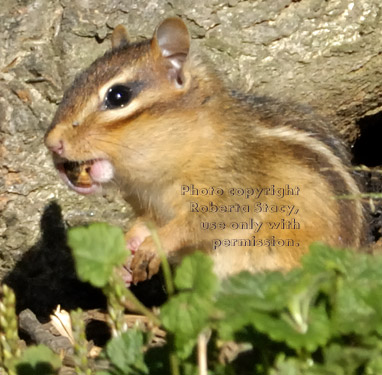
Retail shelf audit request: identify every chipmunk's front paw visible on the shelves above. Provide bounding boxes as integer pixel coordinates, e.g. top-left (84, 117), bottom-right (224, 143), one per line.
top-left (130, 239), bottom-right (161, 284)
top-left (125, 224), bottom-right (150, 253)
top-left (117, 264), bottom-right (133, 287)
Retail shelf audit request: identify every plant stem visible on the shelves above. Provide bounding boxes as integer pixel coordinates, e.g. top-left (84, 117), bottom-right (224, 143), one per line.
top-left (123, 287), bottom-right (161, 326)
top-left (147, 222), bottom-right (175, 296)
top-left (146, 224), bottom-right (180, 375)
top-left (169, 335), bottom-right (180, 375)
top-left (198, 331), bottom-right (209, 375)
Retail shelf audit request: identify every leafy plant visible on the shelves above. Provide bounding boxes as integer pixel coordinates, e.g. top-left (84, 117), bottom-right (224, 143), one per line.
top-left (14, 346), bottom-right (61, 375)
top-left (3, 223), bottom-right (382, 375)
top-left (68, 223), bottom-right (127, 289)
top-left (0, 285), bottom-right (61, 375)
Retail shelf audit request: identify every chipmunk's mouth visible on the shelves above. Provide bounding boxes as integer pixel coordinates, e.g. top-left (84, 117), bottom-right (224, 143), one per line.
top-left (55, 159), bottom-right (114, 195)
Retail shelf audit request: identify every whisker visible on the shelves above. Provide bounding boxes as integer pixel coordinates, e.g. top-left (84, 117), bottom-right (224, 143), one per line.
top-left (91, 137), bottom-right (145, 156)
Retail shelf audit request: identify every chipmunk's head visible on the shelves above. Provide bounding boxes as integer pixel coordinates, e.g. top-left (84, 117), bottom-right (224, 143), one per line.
top-left (45, 17), bottom-right (205, 194)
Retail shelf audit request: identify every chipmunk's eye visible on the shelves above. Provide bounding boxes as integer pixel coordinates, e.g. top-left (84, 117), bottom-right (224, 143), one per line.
top-left (105, 85), bottom-right (133, 109)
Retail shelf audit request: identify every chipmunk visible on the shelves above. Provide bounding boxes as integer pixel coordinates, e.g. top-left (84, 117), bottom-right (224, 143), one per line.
top-left (45, 17), bottom-right (366, 284)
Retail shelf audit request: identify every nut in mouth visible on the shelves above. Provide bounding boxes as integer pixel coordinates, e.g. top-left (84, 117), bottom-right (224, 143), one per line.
top-left (63, 160), bottom-right (94, 188)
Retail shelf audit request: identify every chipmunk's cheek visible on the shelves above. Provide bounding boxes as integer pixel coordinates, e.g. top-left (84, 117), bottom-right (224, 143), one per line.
top-left (89, 159), bottom-right (114, 183)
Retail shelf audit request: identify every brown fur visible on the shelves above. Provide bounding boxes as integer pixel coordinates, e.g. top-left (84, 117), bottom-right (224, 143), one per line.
top-left (45, 18), bottom-right (366, 282)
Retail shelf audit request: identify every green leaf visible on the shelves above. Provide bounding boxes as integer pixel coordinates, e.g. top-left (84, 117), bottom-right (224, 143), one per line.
top-left (366, 353), bottom-right (382, 374)
top-left (256, 304), bottom-right (331, 352)
top-left (217, 271), bottom-right (292, 313)
top-left (14, 345), bottom-right (61, 375)
top-left (216, 270), bottom-right (291, 340)
top-left (160, 252), bottom-right (219, 358)
top-left (302, 244), bottom-right (382, 336)
top-left (319, 343), bottom-right (373, 375)
top-left (105, 330), bottom-right (148, 375)
top-left (216, 269), bottom-right (332, 351)
top-left (161, 292), bottom-right (212, 359)
top-left (302, 242), bottom-right (354, 275)
top-left (173, 251), bottom-right (218, 296)
top-left (331, 285), bottom-right (379, 335)
top-left (270, 356), bottom-right (307, 375)
top-left (68, 223), bottom-right (129, 288)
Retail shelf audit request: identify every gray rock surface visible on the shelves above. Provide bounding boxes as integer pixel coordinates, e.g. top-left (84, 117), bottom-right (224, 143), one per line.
top-left (1, 0), bottom-right (382, 280)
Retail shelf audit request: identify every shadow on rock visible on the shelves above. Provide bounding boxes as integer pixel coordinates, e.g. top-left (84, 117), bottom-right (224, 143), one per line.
top-left (3, 201), bottom-right (167, 321)
top-left (3, 201), bottom-right (106, 321)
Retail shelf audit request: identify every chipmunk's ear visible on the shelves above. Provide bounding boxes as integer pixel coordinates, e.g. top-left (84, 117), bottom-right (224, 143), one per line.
top-left (111, 25), bottom-right (130, 49)
top-left (152, 17), bottom-right (191, 89)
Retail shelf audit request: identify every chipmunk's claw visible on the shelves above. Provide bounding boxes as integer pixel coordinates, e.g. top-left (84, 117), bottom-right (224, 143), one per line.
top-left (130, 243), bottom-right (161, 284)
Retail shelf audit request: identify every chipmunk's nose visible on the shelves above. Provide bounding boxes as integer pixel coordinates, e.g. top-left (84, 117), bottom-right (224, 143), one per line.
top-left (45, 132), bottom-right (65, 155)
top-left (48, 139), bottom-right (64, 155)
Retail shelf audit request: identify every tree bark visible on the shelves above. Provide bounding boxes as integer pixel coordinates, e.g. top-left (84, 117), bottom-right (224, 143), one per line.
top-left (1, 0), bottom-right (381, 278)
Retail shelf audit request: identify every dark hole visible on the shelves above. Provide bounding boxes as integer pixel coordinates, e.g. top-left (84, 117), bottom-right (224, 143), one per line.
top-left (352, 111), bottom-right (382, 243)
top-left (86, 319), bottom-right (111, 347)
top-left (352, 111), bottom-right (382, 167)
